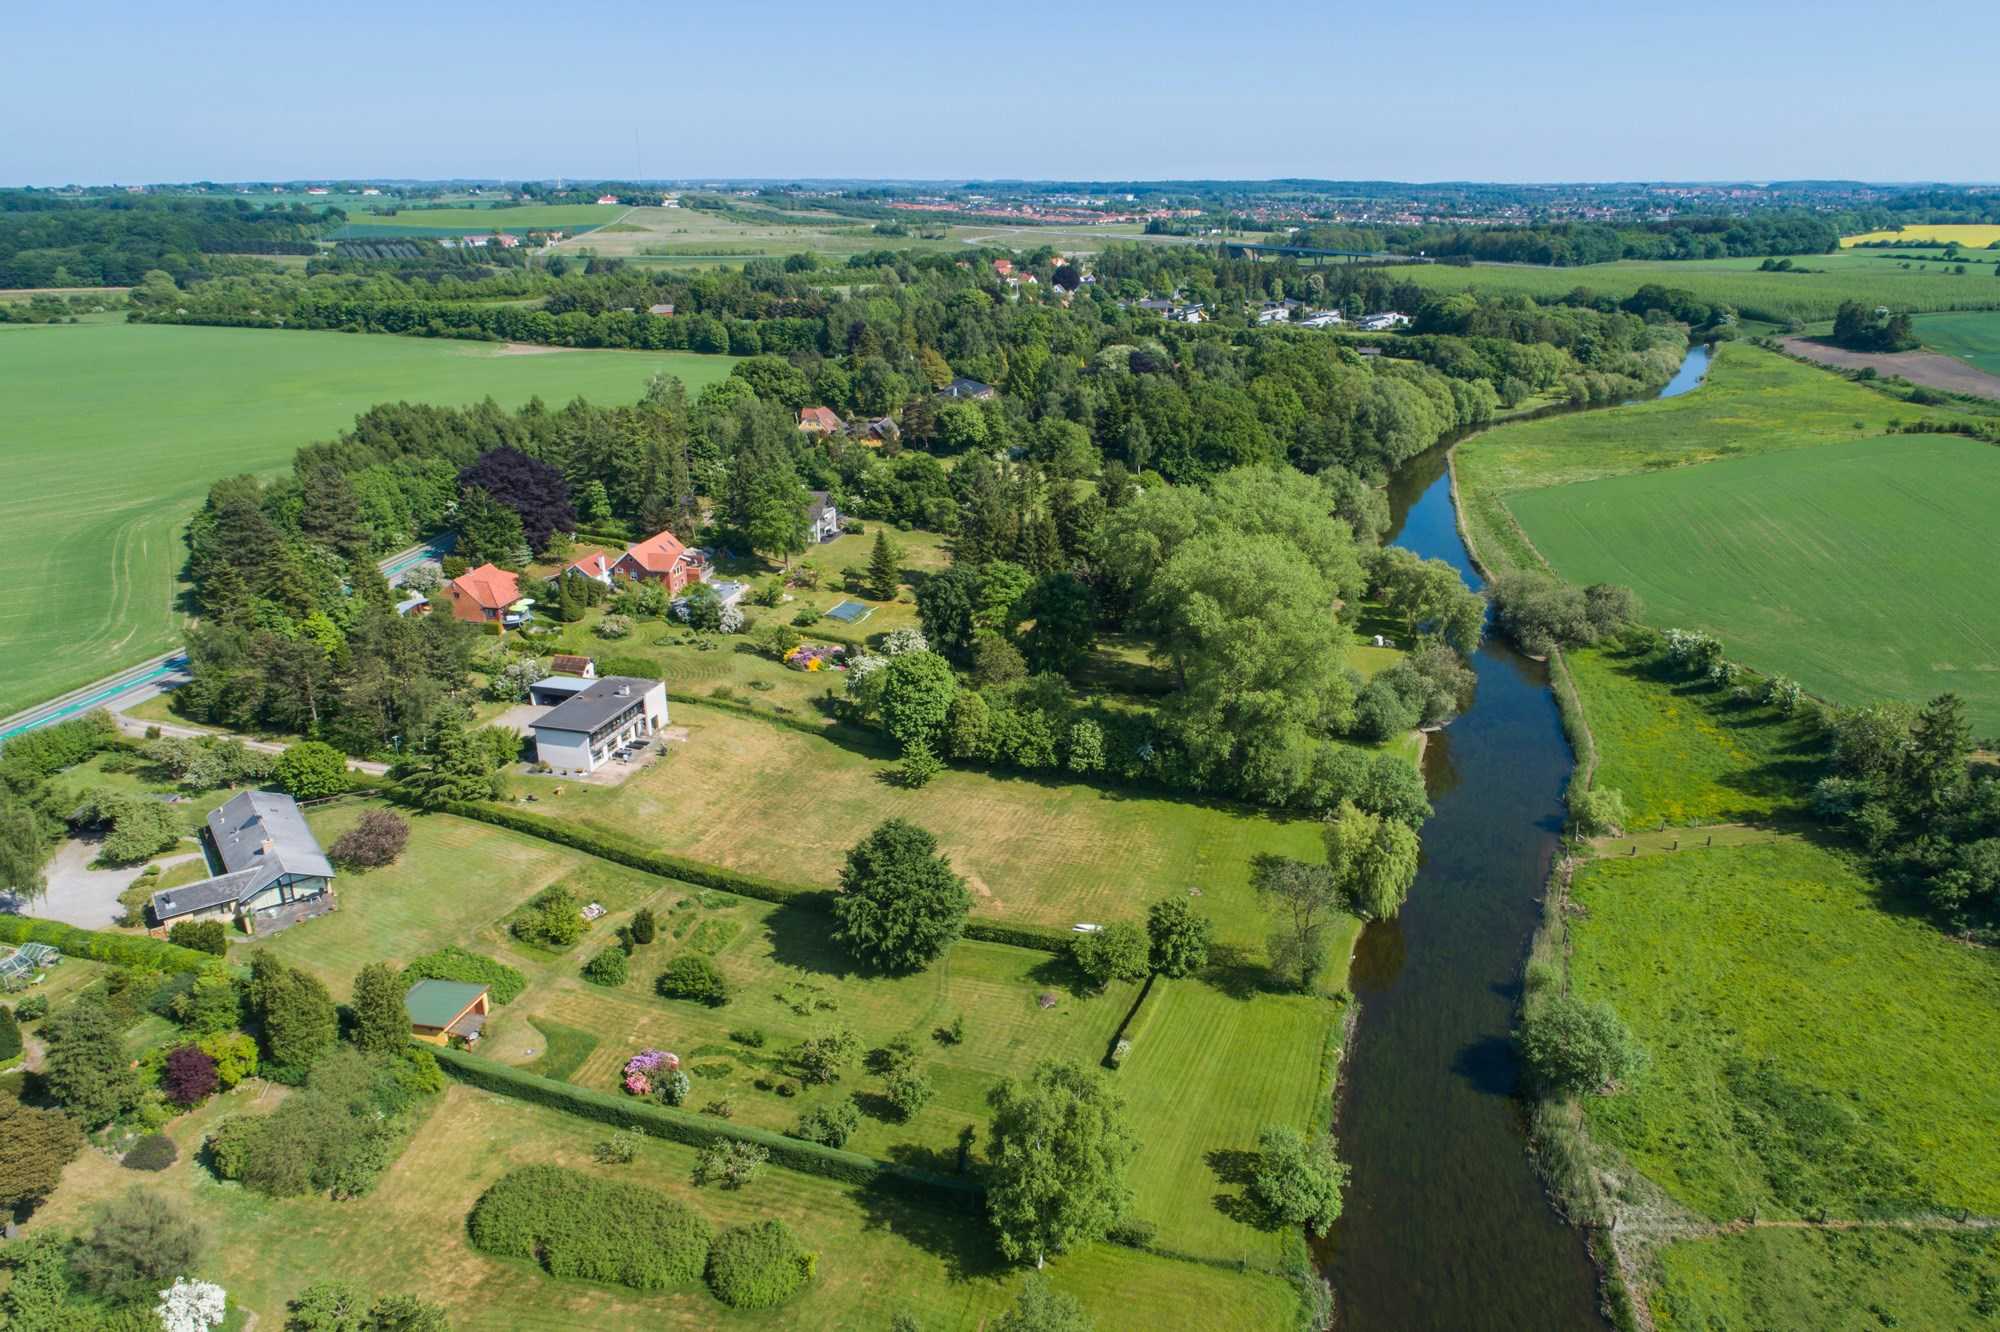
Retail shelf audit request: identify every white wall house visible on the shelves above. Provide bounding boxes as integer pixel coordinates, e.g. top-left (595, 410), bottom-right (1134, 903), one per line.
top-left (528, 676), bottom-right (669, 776)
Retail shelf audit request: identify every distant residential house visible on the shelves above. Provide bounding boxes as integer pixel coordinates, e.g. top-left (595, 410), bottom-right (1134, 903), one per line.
top-left (647, 303), bottom-right (676, 317)
top-left (808, 490), bottom-right (841, 543)
top-left (405, 980), bottom-right (489, 1046)
top-left (394, 593), bottom-right (431, 617)
top-left (360, 187), bottom-right (382, 196)
top-left (992, 258), bottom-right (1014, 276)
top-left (148, 791), bottom-right (335, 938)
top-left (462, 234), bottom-right (489, 248)
top-left (445, 563), bottom-right (526, 625)
top-left (564, 550), bottom-right (616, 586)
top-left (595, 194), bottom-right (619, 205)
top-left (1168, 306), bottom-right (1206, 324)
top-left (1358, 312), bottom-right (1410, 331)
top-left (1301, 311), bottom-right (1344, 328)
top-left (305, 187), bottom-right (329, 196)
top-left (494, 233), bottom-right (521, 248)
top-left (1256, 304), bottom-right (1291, 325)
top-left (1134, 298), bottom-right (1174, 313)
top-left (528, 675), bottom-right (670, 776)
top-left (854, 416), bottom-right (900, 445)
top-left (612, 528), bottom-right (707, 594)
top-left (940, 376), bottom-right (996, 400)
top-left (798, 406), bottom-right (845, 434)
top-left (549, 654), bottom-right (597, 678)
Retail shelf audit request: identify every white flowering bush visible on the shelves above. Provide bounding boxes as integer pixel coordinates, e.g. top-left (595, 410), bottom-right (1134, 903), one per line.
top-left (157, 1278), bottom-right (227, 1332)
top-left (881, 627), bottom-right (928, 657)
top-left (720, 604), bottom-right (744, 634)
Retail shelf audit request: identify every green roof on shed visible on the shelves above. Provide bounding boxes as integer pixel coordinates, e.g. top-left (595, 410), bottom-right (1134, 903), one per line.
top-left (404, 979), bottom-right (487, 1027)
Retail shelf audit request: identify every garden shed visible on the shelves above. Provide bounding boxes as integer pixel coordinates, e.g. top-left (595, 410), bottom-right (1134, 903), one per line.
top-left (404, 979), bottom-right (490, 1045)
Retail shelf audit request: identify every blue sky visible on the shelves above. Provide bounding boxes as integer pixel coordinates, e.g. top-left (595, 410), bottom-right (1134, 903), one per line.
top-left (2, 0), bottom-right (1991, 185)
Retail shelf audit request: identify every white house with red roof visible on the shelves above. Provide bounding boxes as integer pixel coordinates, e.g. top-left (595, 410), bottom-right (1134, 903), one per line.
top-left (563, 549), bottom-right (616, 586)
top-left (612, 529), bottom-right (708, 594)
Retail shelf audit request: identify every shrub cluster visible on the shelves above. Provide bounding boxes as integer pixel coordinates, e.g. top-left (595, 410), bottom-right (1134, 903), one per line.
top-left (468, 1165), bottom-right (711, 1291)
top-left (401, 946), bottom-right (526, 1004)
top-left (583, 948), bottom-right (629, 987)
top-left (122, 1133), bottom-right (179, 1171)
top-left (428, 1046), bottom-right (980, 1207)
top-left (656, 954), bottom-right (729, 1005)
top-left (167, 920), bottom-right (229, 956)
top-left (207, 1047), bottom-right (443, 1199)
top-left (328, 809), bottom-right (410, 868)
top-left (705, 1220), bottom-right (817, 1309)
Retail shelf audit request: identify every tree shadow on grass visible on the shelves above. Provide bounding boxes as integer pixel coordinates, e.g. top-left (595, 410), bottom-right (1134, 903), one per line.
top-left (1205, 1147), bottom-right (1281, 1231)
top-left (760, 897), bottom-right (862, 979)
top-left (848, 1178), bottom-right (1000, 1284)
top-left (1198, 943), bottom-right (1281, 1002)
top-left (1027, 952), bottom-right (1094, 1000)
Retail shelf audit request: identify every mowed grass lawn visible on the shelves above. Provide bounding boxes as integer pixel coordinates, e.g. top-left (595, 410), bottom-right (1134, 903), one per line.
top-left (1917, 309), bottom-right (2000, 376)
top-left (244, 803), bottom-right (667, 987)
top-left (1570, 840), bottom-right (2000, 1221)
top-left (1650, 1227), bottom-right (2000, 1332)
top-left (28, 1083), bottom-right (1293, 1331)
top-left (1511, 434), bottom-right (2000, 733)
top-left (0, 321), bottom-right (737, 720)
top-left (519, 702), bottom-right (1326, 946)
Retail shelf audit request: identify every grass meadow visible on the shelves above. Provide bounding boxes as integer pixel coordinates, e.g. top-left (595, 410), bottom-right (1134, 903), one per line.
top-left (1649, 1227), bottom-right (2000, 1332)
top-left (28, 1083), bottom-right (1293, 1330)
top-left (0, 321), bottom-right (737, 720)
top-left (1401, 255), bottom-right (2000, 324)
top-left (1564, 643), bottom-right (1824, 828)
top-left (1510, 434), bottom-right (2000, 733)
top-left (1570, 838), bottom-right (2000, 1222)
top-left (330, 203), bottom-right (625, 237)
top-left (516, 701), bottom-right (1328, 945)
top-left (1917, 309), bottom-right (2000, 376)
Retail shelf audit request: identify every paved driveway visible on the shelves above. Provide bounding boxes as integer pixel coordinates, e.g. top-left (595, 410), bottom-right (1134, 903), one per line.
top-left (3, 838), bottom-right (202, 929)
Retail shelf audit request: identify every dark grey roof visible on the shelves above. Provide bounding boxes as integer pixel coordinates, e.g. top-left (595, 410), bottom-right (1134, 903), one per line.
top-left (808, 489), bottom-right (834, 522)
top-left (150, 866), bottom-right (267, 920)
top-left (207, 790), bottom-right (334, 882)
top-left (531, 676), bottom-right (661, 736)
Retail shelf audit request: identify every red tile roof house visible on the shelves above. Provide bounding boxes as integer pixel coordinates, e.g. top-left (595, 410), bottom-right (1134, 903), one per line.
top-left (445, 563), bottom-right (524, 624)
top-left (798, 406), bottom-right (844, 435)
top-left (564, 549), bottom-right (615, 586)
top-left (612, 529), bottom-right (709, 594)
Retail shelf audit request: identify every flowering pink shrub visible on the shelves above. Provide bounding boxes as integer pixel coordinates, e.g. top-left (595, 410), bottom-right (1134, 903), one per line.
top-left (623, 1049), bottom-right (680, 1095)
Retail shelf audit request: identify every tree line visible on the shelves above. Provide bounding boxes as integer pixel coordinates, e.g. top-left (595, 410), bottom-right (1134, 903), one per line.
top-left (0, 193), bottom-right (326, 287)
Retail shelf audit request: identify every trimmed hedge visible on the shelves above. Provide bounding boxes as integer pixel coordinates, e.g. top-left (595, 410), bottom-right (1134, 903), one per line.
top-left (401, 947), bottom-right (526, 1004)
top-left (706, 1220), bottom-right (816, 1309)
top-left (0, 916), bottom-right (211, 974)
top-left (385, 790), bottom-right (1070, 957)
top-left (430, 1046), bottom-right (982, 1210)
top-left (469, 1165), bottom-right (710, 1291)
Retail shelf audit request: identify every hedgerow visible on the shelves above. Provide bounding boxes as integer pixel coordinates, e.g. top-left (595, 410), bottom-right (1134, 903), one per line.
top-left (429, 1046), bottom-right (981, 1209)
top-left (468, 1165), bottom-right (710, 1291)
top-left (400, 946), bottom-right (526, 1004)
top-left (0, 916), bottom-right (210, 974)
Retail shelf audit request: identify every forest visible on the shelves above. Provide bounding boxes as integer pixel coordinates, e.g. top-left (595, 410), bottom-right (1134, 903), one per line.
top-left (0, 193), bottom-right (326, 287)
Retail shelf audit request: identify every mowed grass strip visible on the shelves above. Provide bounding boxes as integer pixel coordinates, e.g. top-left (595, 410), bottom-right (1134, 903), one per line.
top-left (0, 322), bottom-right (737, 719)
top-left (29, 1082), bottom-right (1295, 1330)
top-left (1509, 434), bottom-right (2000, 733)
top-left (1649, 1226), bottom-right (2000, 1332)
top-left (1570, 840), bottom-right (2000, 1221)
top-left (523, 702), bottom-right (1327, 947)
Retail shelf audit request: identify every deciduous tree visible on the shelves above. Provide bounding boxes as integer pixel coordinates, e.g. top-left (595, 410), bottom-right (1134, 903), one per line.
top-left (832, 820), bottom-right (971, 973)
top-left (985, 1061), bottom-right (1136, 1269)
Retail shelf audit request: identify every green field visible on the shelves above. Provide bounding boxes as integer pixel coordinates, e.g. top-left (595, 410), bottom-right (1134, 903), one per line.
top-left (331, 203), bottom-right (625, 237)
top-left (0, 322), bottom-right (736, 720)
top-left (1509, 434), bottom-right (2000, 733)
top-left (1917, 309), bottom-right (2000, 376)
top-left (1651, 1227), bottom-right (2000, 1332)
top-left (1572, 839), bottom-right (2000, 1222)
top-left (1402, 255), bottom-right (2000, 324)
top-left (1565, 643), bottom-right (1823, 828)
top-left (1452, 341), bottom-right (1926, 578)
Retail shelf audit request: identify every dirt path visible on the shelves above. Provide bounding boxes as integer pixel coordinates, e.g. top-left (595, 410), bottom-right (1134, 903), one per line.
top-left (1781, 335), bottom-right (2000, 400)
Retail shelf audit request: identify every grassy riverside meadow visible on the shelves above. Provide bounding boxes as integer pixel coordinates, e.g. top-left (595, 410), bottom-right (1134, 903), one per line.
top-left (1453, 341), bottom-right (2000, 728)
top-left (0, 320), bottom-right (736, 719)
top-left (1511, 435), bottom-right (2000, 733)
top-left (1649, 1227), bottom-right (2000, 1332)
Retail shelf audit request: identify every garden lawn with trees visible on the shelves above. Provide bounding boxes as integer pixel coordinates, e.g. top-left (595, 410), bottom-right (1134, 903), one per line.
top-left (0, 319), bottom-right (735, 720)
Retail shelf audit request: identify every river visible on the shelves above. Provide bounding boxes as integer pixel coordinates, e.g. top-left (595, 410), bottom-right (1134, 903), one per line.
top-left (1318, 344), bottom-right (1710, 1330)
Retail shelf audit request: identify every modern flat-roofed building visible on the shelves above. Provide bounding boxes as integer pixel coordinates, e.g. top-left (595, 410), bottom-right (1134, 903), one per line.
top-left (527, 675), bottom-right (669, 775)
